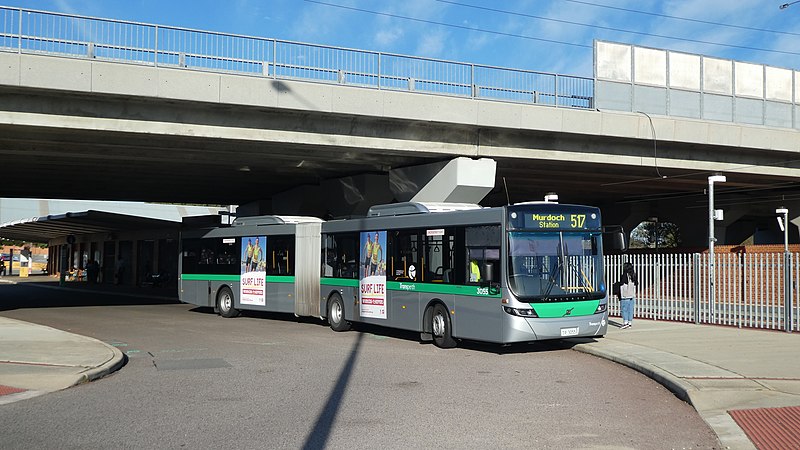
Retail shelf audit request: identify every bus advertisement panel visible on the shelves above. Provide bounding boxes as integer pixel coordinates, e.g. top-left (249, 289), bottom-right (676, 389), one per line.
top-left (241, 236), bottom-right (266, 306)
top-left (360, 230), bottom-right (387, 319)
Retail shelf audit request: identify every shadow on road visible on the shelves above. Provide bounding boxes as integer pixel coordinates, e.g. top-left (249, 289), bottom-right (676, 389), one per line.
top-left (302, 332), bottom-right (364, 450)
top-left (0, 277), bottom-right (180, 311)
top-left (188, 306), bottom-right (593, 355)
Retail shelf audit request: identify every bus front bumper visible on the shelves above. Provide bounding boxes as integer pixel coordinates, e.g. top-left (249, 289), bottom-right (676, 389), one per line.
top-left (504, 312), bottom-right (608, 343)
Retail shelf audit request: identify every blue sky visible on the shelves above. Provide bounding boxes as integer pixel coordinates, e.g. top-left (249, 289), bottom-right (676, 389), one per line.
top-left (3, 0), bottom-right (799, 77)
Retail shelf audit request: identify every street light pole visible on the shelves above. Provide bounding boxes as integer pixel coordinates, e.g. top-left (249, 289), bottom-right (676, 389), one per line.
top-left (777, 207), bottom-right (789, 253)
top-left (708, 175), bottom-right (726, 323)
top-left (777, 207), bottom-right (792, 332)
top-left (648, 216), bottom-right (661, 302)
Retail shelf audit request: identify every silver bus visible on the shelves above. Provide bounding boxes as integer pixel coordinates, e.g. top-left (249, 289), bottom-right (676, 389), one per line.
top-left (179, 201), bottom-right (619, 348)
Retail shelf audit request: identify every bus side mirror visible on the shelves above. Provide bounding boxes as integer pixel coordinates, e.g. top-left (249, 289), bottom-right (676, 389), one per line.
top-left (602, 226), bottom-right (628, 252)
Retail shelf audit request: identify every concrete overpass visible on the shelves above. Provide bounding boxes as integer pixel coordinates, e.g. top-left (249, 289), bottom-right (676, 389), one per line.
top-left (1, 7), bottom-right (800, 246)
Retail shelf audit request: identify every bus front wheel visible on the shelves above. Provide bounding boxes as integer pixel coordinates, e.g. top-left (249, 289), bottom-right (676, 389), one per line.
top-left (217, 287), bottom-right (239, 318)
top-left (431, 303), bottom-right (456, 348)
top-left (328, 293), bottom-right (351, 332)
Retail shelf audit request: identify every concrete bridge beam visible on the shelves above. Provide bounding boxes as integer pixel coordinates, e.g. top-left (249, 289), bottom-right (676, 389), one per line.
top-left (390, 157), bottom-right (496, 204)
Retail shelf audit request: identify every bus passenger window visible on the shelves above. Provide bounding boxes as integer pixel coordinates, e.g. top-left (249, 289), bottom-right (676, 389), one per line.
top-left (464, 225), bottom-right (501, 284)
top-left (467, 247), bottom-right (500, 284)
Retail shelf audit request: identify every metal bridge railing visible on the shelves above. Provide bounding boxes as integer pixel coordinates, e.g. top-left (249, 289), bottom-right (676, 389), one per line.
top-left (0, 6), bottom-right (593, 109)
top-left (606, 252), bottom-right (799, 333)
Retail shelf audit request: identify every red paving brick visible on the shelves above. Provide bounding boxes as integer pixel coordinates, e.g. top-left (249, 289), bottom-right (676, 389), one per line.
top-left (729, 406), bottom-right (800, 450)
top-left (0, 385), bottom-right (26, 396)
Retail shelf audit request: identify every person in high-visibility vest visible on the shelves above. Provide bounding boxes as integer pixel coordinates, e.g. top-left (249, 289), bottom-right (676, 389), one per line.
top-left (369, 233), bottom-right (382, 276)
top-left (244, 239), bottom-right (254, 273)
top-left (469, 259), bottom-right (481, 282)
top-left (251, 237), bottom-right (262, 272)
top-left (363, 234), bottom-right (372, 278)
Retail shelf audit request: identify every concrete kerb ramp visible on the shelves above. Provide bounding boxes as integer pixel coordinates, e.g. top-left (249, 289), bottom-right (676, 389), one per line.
top-left (0, 314), bottom-right (125, 403)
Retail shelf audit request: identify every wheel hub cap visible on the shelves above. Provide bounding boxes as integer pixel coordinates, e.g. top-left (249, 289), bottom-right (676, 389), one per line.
top-left (432, 314), bottom-right (445, 337)
top-left (332, 302), bottom-right (342, 323)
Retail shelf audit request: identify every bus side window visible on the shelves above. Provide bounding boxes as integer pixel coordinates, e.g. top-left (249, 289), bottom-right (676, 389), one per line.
top-left (424, 230), bottom-right (455, 284)
top-left (321, 234), bottom-right (334, 277)
top-left (267, 235), bottom-right (294, 275)
top-left (464, 225), bottom-right (501, 284)
top-left (336, 233), bottom-right (358, 279)
top-left (389, 229), bottom-right (421, 281)
top-left (181, 239), bottom-right (200, 274)
top-left (320, 233), bottom-right (358, 279)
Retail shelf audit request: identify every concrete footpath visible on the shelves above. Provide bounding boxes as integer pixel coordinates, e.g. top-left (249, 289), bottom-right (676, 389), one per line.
top-left (1, 276), bottom-right (799, 448)
top-left (569, 320), bottom-right (800, 450)
top-left (0, 315), bottom-right (124, 405)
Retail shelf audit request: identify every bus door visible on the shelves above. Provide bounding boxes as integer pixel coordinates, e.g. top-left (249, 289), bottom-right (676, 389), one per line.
top-left (385, 229), bottom-right (422, 330)
top-left (454, 226), bottom-right (502, 343)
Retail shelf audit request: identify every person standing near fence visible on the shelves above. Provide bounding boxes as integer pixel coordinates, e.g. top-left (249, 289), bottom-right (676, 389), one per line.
top-left (619, 262), bottom-right (638, 329)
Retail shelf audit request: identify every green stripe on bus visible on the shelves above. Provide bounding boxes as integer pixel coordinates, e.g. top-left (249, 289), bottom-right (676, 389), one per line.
top-left (386, 281), bottom-right (502, 298)
top-left (320, 278), bottom-right (501, 297)
top-left (531, 300), bottom-right (600, 318)
top-left (181, 274), bottom-right (239, 281)
top-left (321, 278), bottom-right (359, 287)
top-left (181, 274), bottom-right (295, 283)
top-left (267, 275), bottom-right (295, 283)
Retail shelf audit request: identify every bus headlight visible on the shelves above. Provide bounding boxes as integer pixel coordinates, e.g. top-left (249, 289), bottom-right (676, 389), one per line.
top-left (503, 306), bottom-right (539, 318)
top-left (594, 303), bottom-right (607, 314)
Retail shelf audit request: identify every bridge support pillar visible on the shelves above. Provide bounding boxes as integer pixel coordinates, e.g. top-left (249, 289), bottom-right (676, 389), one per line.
top-left (390, 157), bottom-right (496, 204)
top-left (240, 157), bottom-right (497, 219)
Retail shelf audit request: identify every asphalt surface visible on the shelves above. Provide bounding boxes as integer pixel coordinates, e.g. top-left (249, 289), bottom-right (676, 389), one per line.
top-left (0, 277), bottom-right (720, 449)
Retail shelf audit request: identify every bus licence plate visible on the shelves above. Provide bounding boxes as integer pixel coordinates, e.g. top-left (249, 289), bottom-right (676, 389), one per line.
top-left (560, 327), bottom-right (579, 337)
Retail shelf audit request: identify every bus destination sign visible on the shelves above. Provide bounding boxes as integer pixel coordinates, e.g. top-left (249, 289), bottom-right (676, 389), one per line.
top-left (531, 213), bottom-right (588, 229)
top-left (508, 205), bottom-right (601, 231)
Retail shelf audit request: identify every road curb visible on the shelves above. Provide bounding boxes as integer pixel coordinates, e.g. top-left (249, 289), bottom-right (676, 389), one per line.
top-left (73, 341), bottom-right (126, 386)
top-left (571, 341), bottom-right (697, 403)
top-left (571, 340), bottom-right (757, 449)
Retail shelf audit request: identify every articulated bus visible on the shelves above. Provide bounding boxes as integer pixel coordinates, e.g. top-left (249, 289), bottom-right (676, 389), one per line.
top-left (179, 201), bottom-right (620, 348)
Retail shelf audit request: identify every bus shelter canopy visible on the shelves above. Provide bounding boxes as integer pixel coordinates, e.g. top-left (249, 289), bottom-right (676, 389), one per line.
top-left (0, 210), bottom-right (179, 243)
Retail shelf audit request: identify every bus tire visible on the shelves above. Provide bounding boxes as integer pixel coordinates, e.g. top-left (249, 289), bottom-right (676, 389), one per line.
top-left (328, 293), bottom-right (350, 332)
top-left (217, 287), bottom-right (239, 318)
top-left (431, 303), bottom-right (456, 348)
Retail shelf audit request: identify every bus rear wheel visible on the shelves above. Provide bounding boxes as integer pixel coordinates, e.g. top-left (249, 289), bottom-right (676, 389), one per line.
top-left (217, 287), bottom-right (239, 318)
top-left (431, 303), bottom-right (456, 348)
top-left (328, 293), bottom-right (351, 332)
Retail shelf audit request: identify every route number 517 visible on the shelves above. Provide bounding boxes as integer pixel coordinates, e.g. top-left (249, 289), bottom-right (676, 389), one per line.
top-left (570, 214), bottom-right (586, 228)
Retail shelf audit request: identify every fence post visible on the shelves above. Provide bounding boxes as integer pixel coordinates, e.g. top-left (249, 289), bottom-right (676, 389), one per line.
top-left (786, 252), bottom-right (793, 332)
top-left (471, 64), bottom-right (475, 99)
top-left (554, 74), bottom-right (559, 107)
top-left (17, 7), bottom-right (22, 53)
top-left (154, 25), bottom-right (159, 67)
top-left (693, 253), bottom-right (701, 324)
top-left (655, 253), bottom-right (661, 320)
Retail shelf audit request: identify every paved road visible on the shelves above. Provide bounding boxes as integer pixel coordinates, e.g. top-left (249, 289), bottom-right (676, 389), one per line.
top-left (1, 283), bottom-right (719, 449)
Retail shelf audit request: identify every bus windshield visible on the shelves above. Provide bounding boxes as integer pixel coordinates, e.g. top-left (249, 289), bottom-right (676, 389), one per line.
top-left (507, 231), bottom-right (604, 301)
